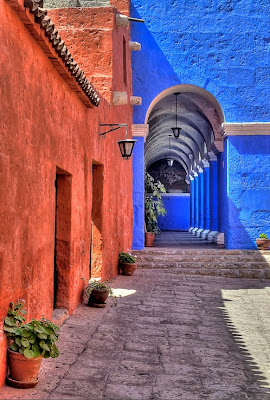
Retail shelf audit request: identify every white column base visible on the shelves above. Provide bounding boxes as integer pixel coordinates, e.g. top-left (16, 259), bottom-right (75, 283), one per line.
top-left (207, 230), bottom-right (218, 241)
top-left (192, 228), bottom-right (199, 235)
top-left (189, 227), bottom-right (194, 233)
top-left (195, 228), bottom-right (204, 237)
top-left (201, 229), bottom-right (211, 239)
top-left (213, 232), bottom-right (224, 245)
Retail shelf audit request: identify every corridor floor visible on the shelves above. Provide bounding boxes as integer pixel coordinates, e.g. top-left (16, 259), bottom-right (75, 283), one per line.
top-left (1, 267), bottom-right (270, 399)
top-left (154, 230), bottom-right (224, 249)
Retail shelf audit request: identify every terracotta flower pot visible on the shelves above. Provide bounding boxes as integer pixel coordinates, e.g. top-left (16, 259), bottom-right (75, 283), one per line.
top-left (256, 238), bottom-right (270, 250)
top-left (88, 289), bottom-right (109, 307)
top-left (145, 232), bottom-right (155, 247)
top-left (120, 262), bottom-right (137, 276)
top-left (7, 349), bottom-right (42, 388)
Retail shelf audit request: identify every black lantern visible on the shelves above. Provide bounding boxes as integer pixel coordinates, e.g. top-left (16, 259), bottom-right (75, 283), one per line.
top-left (118, 139), bottom-right (137, 160)
top-left (171, 92), bottom-right (181, 138)
top-left (99, 123), bottom-right (136, 160)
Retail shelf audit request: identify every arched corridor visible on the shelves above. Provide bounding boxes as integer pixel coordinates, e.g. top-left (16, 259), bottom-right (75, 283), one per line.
top-left (135, 84), bottom-right (225, 247)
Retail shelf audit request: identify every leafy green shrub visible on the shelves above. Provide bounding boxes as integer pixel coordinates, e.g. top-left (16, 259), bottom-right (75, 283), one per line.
top-left (145, 171), bottom-right (166, 234)
top-left (4, 302), bottom-right (60, 359)
top-left (259, 233), bottom-right (268, 239)
top-left (119, 251), bottom-right (137, 264)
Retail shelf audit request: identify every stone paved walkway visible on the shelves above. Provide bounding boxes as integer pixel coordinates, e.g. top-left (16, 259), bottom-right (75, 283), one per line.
top-left (1, 269), bottom-right (270, 399)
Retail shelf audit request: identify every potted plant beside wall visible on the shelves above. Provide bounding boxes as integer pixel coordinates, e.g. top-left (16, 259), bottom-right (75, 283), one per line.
top-left (4, 301), bottom-right (60, 388)
top-left (119, 251), bottom-right (137, 276)
top-left (145, 171), bottom-right (166, 247)
top-left (85, 280), bottom-right (113, 308)
top-left (256, 233), bottom-right (270, 250)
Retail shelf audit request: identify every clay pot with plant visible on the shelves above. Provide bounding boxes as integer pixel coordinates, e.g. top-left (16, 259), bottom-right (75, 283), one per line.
top-left (256, 233), bottom-right (270, 250)
top-left (4, 301), bottom-right (60, 388)
top-left (119, 251), bottom-right (137, 276)
top-left (85, 280), bottom-right (113, 308)
top-left (144, 171), bottom-right (166, 246)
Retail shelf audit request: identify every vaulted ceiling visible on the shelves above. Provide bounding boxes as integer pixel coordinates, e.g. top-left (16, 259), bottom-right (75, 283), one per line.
top-left (145, 89), bottom-right (224, 175)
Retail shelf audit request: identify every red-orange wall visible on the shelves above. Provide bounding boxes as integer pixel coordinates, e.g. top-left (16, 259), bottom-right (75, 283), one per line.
top-left (0, 1), bottom-right (133, 387)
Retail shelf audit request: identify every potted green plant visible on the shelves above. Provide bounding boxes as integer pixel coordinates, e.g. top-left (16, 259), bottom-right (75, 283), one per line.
top-left (85, 280), bottom-right (113, 308)
top-left (4, 301), bottom-right (60, 388)
top-left (119, 251), bottom-right (137, 276)
top-left (256, 233), bottom-right (270, 250)
top-left (144, 171), bottom-right (166, 246)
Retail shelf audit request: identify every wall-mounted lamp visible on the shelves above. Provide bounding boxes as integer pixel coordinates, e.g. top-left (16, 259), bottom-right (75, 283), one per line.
top-left (171, 92), bottom-right (181, 138)
top-left (99, 124), bottom-right (136, 160)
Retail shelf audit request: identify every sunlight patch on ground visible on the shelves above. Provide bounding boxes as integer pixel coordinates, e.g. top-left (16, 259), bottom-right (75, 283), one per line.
top-left (111, 288), bottom-right (137, 297)
top-left (221, 286), bottom-right (270, 389)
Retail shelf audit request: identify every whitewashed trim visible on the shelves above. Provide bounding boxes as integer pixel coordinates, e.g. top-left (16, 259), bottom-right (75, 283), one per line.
top-left (132, 124), bottom-right (149, 141)
top-left (222, 122), bottom-right (270, 137)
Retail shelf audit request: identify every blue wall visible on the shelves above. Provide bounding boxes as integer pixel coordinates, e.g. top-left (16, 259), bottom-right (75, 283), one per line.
top-left (158, 194), bottom-right (190, 231)
top-left (131, 0), bottom-right (270, 124)
top-left (132, 136), bottom-right (145, 250)
top-left (224, 135), bottom-right (270, 249)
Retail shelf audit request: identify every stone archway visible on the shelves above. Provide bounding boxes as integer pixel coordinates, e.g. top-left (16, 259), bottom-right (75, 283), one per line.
top-left (141, 84), bottom-right (225, 245)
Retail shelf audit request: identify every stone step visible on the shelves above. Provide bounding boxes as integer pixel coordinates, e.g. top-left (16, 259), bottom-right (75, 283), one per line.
top-left (132, 249), bottom-right (270, 256)
top-left (137, 261), bottom-right (270, 270)
top-left (135, 255), bottom-right (270, 263)
top-left (157, 268), bottom-right (270, 279)
top-left (132, 249), bottom-right (270, 279)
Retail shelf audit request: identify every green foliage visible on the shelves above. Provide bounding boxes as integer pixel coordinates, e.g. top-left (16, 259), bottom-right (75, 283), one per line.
top-left (4, 302), bottom-right (60, 359)
top-left (119, 251), bottom-right (137, 264)
top-left (145, 171), bottom-right (166, 234)
top-left (85, 280), bottom-right (113, 300)
top-left (259, 233), bottom-right (268, 239)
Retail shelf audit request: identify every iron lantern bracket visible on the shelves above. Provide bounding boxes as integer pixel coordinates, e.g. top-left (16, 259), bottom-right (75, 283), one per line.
top-left (99, 123), bottom-right (128, 137)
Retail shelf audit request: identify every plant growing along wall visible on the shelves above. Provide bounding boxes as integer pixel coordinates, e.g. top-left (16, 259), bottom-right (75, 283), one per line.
top-left (145, 171), bottom-right (166, 234)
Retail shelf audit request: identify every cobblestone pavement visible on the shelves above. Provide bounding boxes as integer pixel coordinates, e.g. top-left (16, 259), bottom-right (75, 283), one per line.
top-left (1, 269), bottom-right (270, 400)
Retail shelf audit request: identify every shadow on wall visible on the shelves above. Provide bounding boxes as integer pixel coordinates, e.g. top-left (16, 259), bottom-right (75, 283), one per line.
top-left (225, 199), bottom-right (258, 249)
top-left (130, 3), bottom-right (181, 124)
top-left (225, 136), bottom-right (270, 249)
top-left (221, 284), bottom-right (270, 394)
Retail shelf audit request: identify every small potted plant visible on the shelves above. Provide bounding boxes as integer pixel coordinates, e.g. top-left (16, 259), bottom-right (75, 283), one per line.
top-left (144, 171), bottom-right (166, 246)
top-left (85, 280), bottom-right (113, 308)
top-left (256, 233), bottom-right (270, 250)
top-left (119, 251), bottom-right (137, 276)
top-left (4, 301), bottom-right (60, 388)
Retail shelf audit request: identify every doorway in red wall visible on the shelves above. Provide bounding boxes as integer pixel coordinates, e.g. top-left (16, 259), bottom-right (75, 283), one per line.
top-left (90, 163), bottom-right (104, 279)
top-left (54, 167), bottom-right (72, 309)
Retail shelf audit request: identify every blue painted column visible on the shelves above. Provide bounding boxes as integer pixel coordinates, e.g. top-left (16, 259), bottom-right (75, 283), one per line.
top-left (132, 125), bottom-right (148, 250)
top-left (194, 171), bottom-right (199, 232)
top-left (202, 160), bottom-right (210, 238)
top-left (189, 175), bottom-right (195, 230)
top-left (209, 155), bottom-right (218, 233)
top-left (197, 167), bottom-right (204, 236)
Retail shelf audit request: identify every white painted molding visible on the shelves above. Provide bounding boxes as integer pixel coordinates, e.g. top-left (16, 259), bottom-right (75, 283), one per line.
top-left (208, 151), bottom-right (217, 162)
top-left (201, 229), bottom-right (211, 239)
top-left (115, 14), bottom-right (129, 27)
top-left (129, 41), bottom-right (141, 51)
top-left (222, 122), bottom-right (270, 136)
top-left (113, 92), bottom-right (128, 105)
top-left (207, 231), bottom-right (218, 242)
top-left (212, 232), bottom-right (225, 245)
top-left (201, 159), bottom-right (210, 168)
top-left (132, 124), bottom-right (149, 141)
top-left (196, 228), bottom-right (204, 237)
top-left (130, 96), bottom-right (142, 106)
